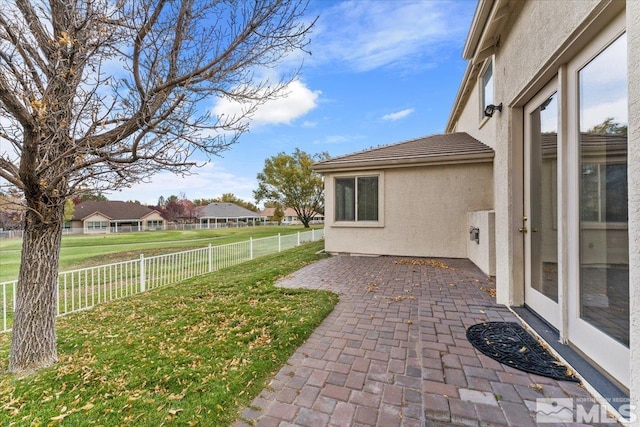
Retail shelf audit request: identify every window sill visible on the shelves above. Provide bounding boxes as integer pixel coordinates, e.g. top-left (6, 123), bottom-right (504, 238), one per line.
top-left (331, 221), bottom-right (384, 228)
top-left (479, 115), bottom-right (491, 129)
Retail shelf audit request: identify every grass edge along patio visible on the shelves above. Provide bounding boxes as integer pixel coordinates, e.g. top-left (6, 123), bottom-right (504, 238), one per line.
top-left (0, 240), bottom-right (337, 426)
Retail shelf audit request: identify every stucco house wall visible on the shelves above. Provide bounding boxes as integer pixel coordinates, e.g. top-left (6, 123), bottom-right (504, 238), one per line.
top-left (448, 0), bottom-right (636, 415)
top-left (449, 73), bottom-right (497, 149)
top-left (323, 162), bottom-right (493, 258)
top-left (449, 0), bottom-right (617, 305)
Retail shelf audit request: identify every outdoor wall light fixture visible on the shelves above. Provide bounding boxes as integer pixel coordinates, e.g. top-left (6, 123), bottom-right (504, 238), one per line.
top-left (484, 103), bottom-right (503, 118)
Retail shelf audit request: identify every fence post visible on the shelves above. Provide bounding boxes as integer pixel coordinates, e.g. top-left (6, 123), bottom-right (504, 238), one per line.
top-left (208, 243), bottom-right (213, 273)
top-left (278, 233), bottom-right (281, 252)
top-left (250, 237), bottom-right (254, 260)
top-left (312, 229), bottom-right (315, 241)
top-left (140, 254), bottom-right (146, 292)
top-left (297, 231), bottom-right (300, 246)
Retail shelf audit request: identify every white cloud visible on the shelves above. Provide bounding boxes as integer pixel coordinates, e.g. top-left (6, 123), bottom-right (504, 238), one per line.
top-left (105, 162), bottom-right (257, 205)
top-left (307, 0), bottom-right (470, 72)
top-left (313, 135), bottom-right (352, 145)
top-left (212, 80), bottom-right (320, 127)
top-left (302, 121), bottom-right (317, 128)
top-left (382, 108), bottom-right (415, 121)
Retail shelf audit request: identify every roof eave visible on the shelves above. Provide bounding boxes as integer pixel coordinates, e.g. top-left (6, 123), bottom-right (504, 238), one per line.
top-left (313, 152), bottom-right (495, 174)
top-left (79, 211), bottom-right (112, 221)
top-left (445, 61), bottom-right (475, 133)
top-left (446, 0), bottom-right (513, 132)
top-left (462, 0), bottom-right (496, 60)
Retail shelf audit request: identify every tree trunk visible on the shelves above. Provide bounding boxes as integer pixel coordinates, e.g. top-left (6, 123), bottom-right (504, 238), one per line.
top-left (9, 204), bottom-right (64, 373)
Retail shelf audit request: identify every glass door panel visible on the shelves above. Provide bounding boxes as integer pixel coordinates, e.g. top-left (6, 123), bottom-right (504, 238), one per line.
top-left (578, 33), bottom-right (629, 348)
top-left (524, 85), bottom-right (559, 328)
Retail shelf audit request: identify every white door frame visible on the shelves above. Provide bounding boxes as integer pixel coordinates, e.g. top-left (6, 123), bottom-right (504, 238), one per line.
top-left (523, 79), bottom-right (560, 330)
top-left (566, 13), bottom-right (629, 388)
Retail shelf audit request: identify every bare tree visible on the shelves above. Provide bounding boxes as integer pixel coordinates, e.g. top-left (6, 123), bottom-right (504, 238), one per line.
top-left (0, 0), bottom-right (312, 373)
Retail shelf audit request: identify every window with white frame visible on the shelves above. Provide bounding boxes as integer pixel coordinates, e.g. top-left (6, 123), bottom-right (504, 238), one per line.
top-left (147, 220), bottom-right (163, 229)
top-left (481, 60), bottom-right (494, 118)
top-left (87, 221), bottom-right (108, 230)
top-left (335, 175), bottom-right (379, 222)
top-left (580, 162), bottom-right (628, 223)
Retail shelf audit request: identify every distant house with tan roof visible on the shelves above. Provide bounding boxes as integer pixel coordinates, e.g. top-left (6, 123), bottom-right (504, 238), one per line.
top-left (260, 207), bottom-right (324, 225)
top-left (69, 201), bottom-right (166, 233)
top-left (197, 203), bottom-right (266, 228)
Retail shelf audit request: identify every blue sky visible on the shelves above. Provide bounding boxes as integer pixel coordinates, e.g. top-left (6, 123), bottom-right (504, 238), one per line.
top-left (109, 0), bottom-right (477, 206)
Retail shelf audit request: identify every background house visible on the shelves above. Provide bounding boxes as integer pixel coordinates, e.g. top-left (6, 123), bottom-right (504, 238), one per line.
top-left (197, 203), bottom-right (266, 228)
top-left (260, 207), bottom-right (324, 225)
top-left (314, 0), bottom-right (638, 419)
top-left (69, 201), bottom-right (166, 233)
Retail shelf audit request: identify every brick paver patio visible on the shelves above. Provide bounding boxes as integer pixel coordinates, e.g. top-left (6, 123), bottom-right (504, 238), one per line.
top-left (233, 255), bottom-right (619, 426)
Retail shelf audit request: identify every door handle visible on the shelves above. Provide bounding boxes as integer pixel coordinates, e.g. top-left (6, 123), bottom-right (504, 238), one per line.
top-left (518, 227), bottom-right (528, 233)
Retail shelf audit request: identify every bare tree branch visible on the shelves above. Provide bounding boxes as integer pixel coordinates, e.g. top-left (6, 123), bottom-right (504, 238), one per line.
top-left (0, 0), bottom-right (314, 373)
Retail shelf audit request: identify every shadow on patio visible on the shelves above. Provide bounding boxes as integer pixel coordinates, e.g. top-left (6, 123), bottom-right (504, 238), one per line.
top-left (233, 255), bottom-right (619, 426)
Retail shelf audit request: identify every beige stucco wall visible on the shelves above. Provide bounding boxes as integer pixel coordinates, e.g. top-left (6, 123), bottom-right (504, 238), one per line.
top-left (453, 0), bottom-right (623, 305)
top-left (452, 72), bottom-right (498, 150)
top-left (323, 163), bottom-right (493, 258)
top-left (627, 1), bottom-right (640, 422)
top-left (452, 2), bottom-right (603, 306)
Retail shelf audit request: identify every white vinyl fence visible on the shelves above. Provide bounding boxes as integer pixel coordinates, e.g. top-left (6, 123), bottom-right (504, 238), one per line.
top-left (0, 230), bottom-right (323, 333)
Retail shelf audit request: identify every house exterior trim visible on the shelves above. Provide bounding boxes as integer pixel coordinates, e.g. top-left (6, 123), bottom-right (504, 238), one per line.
top-left (312, 153), bottom-right (494, 173)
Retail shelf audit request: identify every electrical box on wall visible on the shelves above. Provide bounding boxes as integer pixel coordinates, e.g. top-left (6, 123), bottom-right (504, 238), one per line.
top-left (467, 210), bottom-right (495, 277)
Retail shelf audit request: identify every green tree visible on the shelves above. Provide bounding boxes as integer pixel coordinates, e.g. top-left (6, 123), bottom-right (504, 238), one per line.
top-left (62, 199), bottom-right (75, 223)
top-left (193, 198), bottom-right (216, 206)
top-left (274, 204), bottom-right (285, 225)
top-left (254, 149), bottom-right (328, 228)
top-left (72, 192), bottom-right (108, 205)
top-left (213, 193), bottom-right (259, 212)
top-left (0, 0), bottom-right (312, 373)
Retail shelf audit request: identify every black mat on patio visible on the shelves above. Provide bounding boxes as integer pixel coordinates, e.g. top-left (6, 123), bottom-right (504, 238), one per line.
top-left (466, 321), bottom-right (580, 382)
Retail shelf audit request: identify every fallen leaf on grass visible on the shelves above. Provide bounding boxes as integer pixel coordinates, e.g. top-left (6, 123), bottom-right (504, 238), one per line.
top-left (168, 393), bottom-right (185, 401)
top-left (50, 413), bottom-right (69, 422)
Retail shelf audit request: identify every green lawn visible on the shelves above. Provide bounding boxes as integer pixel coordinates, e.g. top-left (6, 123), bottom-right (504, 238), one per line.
top-left (0, 240), bottom-right (337, 426)
top-left (0, 226), bottom-right (319, 283)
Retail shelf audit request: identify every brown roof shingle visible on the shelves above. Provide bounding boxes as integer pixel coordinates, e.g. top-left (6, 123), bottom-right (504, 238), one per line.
top-left (72, 201), bottom-right (159, 221)
top-left (312, 132), bottom-right (494, 172)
